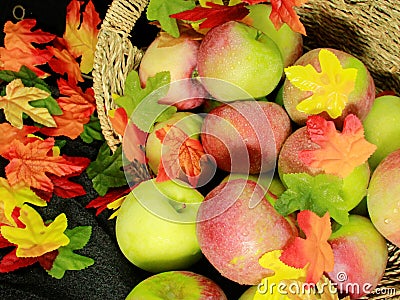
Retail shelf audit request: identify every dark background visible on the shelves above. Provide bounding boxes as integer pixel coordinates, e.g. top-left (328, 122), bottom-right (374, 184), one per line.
top-left (0, 1), bottom-right (247, 299)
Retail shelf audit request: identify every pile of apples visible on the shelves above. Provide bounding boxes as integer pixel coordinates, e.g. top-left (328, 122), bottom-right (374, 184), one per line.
top-left (113, 3), bottom-right (400, 299)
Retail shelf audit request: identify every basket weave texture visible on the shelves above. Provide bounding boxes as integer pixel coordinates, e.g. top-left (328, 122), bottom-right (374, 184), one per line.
top-left (92, 0), bottom-right (400, 298)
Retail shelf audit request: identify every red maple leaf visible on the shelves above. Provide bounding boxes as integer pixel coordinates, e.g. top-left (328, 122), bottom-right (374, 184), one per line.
top-left (2, 138), bottom-right (87, 192)
top-left (86, 186), bottom-right (132, 216)
top-left (280, 210), bottom-right (334, 284)
top-left (243, 0), bottom-right (307, 35)
top-left (155, 125), bottom-right (208, 187)
top-left (170, 2), bottom-right (250, 29)
top-left (3, 19), bottom-right (55, 52)
top-left (47, 44), bottom-right (84, 84)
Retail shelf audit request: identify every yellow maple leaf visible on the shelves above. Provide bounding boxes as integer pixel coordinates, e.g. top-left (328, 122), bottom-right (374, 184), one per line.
top-left (106, 196), bottom-right (126, 220)
top-left (1, 204), bottom-right (70, 257)
top-left (284, 49), bottom-right (358, 119)
top-left (63, 0), bottom-right (101, 74)
top-left (0, 178), bottom-right (47, 226)
top-left (0, 79), bottom-right (55, 129)
top-left (255, 250), bottom-right (307, 300)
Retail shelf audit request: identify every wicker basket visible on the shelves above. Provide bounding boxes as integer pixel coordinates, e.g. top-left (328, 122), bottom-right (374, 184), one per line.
top-left (92, 0), bottom-right (400, 298)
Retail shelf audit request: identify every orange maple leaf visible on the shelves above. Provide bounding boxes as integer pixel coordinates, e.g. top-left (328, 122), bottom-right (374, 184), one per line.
top-left (39, 110), bottom-right (88, 139)
top-left (3, 19), bottom-right (55, 52)
top-left (0, 123), bottom-right (38, 155)
top-left (0, 47), bottom-right (52, 78)
top-left (2, 138), bottom-right (87, 192)
top-left (243, 0), bottom-right (307, 34)
top-left (63, 0), bottom-right (101, 73)
top-left (47, 45), bottom-right (84, 84)
top-left (298, 114), bottom-right (377, 178)
top-left (280, 210), bottom-right (334, 284)
top-left (56, 78), bottom-right (96, 117)
top-left (156, 125), bottom-right (208, 187)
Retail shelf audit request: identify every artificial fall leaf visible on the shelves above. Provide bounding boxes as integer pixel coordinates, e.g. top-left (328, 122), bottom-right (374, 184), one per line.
top-left (1, 204), bottom-right (69, 258)
top-left (86, 186), bottom-right (131, 216)
top-left (0, 47), bottom-right (52, 78)
top-left (56, 78), bottom-right (96, 117)
top-left (123, 122), bottom-right (148, 165)
top-left (40, 110), bottom-right (89, 139)
top-left (156, 124), bottom-right (207, 187)
top-left (107, 197), bottom-right (126, 219)
top-left (0, 178), bottom-right (47, 226)
top-left (156, 24), bottom-right (204, 47)
top-left (285, 49), bottom-right (358, 118)
top-left (242, 0), bottom-right (307, 34)
top-left (86, 143), bottom-right (128, 196)
top-left (3, 138), bottom-right (87, 192)
top-left (3, 19), bottom-right (56, 52)
top-left (0, 79), bottom-right (55, 129)
top-left (275, 173), bottom-right (349, 225)
top-left (255, 249), bottom-right (307, 300)
top-left (171, 2), bottom-right (249, 29)
top-left (108, 107), bottom-right (128, 137)
top-left (0, 248), bottom-right (58, 273)
top-left (63, 0), bottom-right (101, 73)
top-left (47, 45), bottom-right (84, 84)
top-left (298, 114), bottom-right (377, 178)
top-left (147, 0), bottom-right (196, 38)
top-left (280, 210), bottom-right (334, 284)
top-left (47, 226), bottom-right (94, 279)
top-left (0, 123), bottom-right (38, 155)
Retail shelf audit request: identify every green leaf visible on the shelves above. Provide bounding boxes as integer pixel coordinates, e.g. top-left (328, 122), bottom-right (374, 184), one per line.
top-left (30, 95), bottom-right (62, 116)
top-left (86, 143), bottom-right (127, 196)
top-left (275, 173), bottom-right (349, 225)
top-left (147, 0), bottom-right (196, 37)
top-left (80, 114), bottom-right (105, 143)
top-left (115, 70), bottom-right (176, 132)
top-left (0, 66), bottom-right (50, 90)
top-left (47, 226), bottom-right (94, 279)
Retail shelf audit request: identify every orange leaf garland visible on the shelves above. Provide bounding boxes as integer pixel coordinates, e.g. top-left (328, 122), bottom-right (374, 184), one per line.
top-left (3, 19), bottom-right (55, 52)
top-left (280, 210), bottom-right (334, 284)
top-left (63, 0), bottom-right (101, 73)
top-left (2, 138), bottom-right (87, 192)
top-left (170, 2), bottom-right (250, 29)
top-left (299, 114), bottom-right (377, 178)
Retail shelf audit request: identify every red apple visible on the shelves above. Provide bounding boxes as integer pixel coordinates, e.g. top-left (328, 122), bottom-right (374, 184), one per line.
top-left (278, 127), bottom-right (371, 211)
top-left (139, 34), bottom-right (205, 110)
top-left (367, 148), bottom-right (400, 248)
top-left (201, 100), bottom-right (291, 174)
top-left (196, 179), bottom-right (297, 285)
top-left (126, 271), bottom-right (227, 299)
top-left (327, 215), bottom-right (388, 299)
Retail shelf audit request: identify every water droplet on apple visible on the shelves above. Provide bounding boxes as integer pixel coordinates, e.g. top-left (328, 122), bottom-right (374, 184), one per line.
top-left (393, 208), bottom-right (399, 214)
top-left (384, 218), bottom-right (391, 224)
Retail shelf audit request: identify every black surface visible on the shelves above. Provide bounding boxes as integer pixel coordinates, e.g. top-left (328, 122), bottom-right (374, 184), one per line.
top-left (0, 1), bottom-right (248, 299)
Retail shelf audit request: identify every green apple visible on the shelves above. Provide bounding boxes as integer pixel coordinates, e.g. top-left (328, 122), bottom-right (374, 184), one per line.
top-left (198, 21), bottom-right (283, 101)
top-left (126, 271), bottom-right (227, 300)
top-left (116, 179), bottom-right (204, 273)
top-left (367, 148), bottom-right (400, 248)
top-left (244, 4), bottom-right (303, 68)
top-left (238, 286), bottom-right (258, 299)
top-left (363, 95), bottom-right (400, 170)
